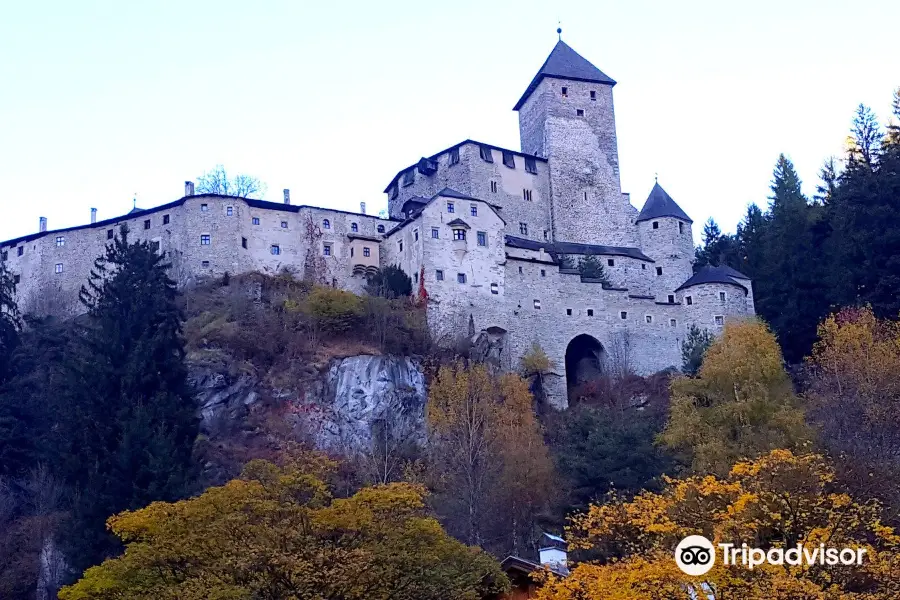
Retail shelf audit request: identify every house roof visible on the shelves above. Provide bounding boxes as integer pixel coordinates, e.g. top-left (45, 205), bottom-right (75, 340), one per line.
top-left (505, 235), bottom-right (654, 262)
top-left (635, 183), bottom-right (693, 224)
top-left (384, 189), bottom-right (506, 238)
top-left (446, 218), bottom-right (471, 229)
top-left (500, 556), bottom-right (569, 577)
top-left (514, 40), bottom-right (617, 111)
top-left (383, 140), bottom-right (547, 193)
top-left (675, 266), bottom-right (750, 293)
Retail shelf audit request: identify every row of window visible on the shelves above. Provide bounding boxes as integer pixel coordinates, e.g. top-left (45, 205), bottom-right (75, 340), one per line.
top-left (651, 220), bottom-right (687, 234)
top-left (560, 86), bottom-right (598, 101)
top-left (391, 147), bottom-right (539, 197)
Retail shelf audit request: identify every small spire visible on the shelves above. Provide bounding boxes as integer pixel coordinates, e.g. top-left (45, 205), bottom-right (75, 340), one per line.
top-left (557, 23), bottom-right (562, 41)
top-left (655, 172), bottom-right (658, 183)
top-left (132, 194), bottom-right (137, 209)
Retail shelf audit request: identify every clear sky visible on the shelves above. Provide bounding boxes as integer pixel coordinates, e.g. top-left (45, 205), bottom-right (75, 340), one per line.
top-left (1, 0), bottom-right (897, 243)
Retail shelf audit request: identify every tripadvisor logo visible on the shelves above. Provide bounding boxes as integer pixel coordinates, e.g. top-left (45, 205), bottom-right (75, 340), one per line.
top-left (674, 535), bottom-right (867, 575)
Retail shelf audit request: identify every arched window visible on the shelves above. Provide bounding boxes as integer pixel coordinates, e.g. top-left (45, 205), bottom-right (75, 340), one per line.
top-left (351, 222), bottom-right (359, 232)
top-left (323, 219), bottom-right (331, 229)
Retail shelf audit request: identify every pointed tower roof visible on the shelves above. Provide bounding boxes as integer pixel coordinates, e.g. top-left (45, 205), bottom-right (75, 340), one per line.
top-left (636, 183), bottom-right (693, 223)
top-left (514, 40), bottom-right (616, 110)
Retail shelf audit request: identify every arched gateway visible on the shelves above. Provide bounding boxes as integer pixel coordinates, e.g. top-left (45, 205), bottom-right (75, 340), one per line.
top-left (564, 334), bottom-right (604, 392)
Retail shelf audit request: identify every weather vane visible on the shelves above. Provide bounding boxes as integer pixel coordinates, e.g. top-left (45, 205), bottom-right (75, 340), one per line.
top-left (557, 20), bottom-right (562, 40)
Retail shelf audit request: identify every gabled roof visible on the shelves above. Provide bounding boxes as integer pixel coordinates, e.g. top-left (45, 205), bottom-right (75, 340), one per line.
top-left (514, 40), bottom-right (616, 111)
top-left (675, 266), bottom-right (749, 293)
top-left (446, 218), bottom-right (471, 229)
top-left (384, 190), bottom-right (506, 238)
top-left (436, 187), bottom-right (480, 202)
top-left (635, 182), bottom-right (693, 223)
top-left (505, 235), bottom-right (654, 262)
top-left (500, 556), bottom-right (569, 578)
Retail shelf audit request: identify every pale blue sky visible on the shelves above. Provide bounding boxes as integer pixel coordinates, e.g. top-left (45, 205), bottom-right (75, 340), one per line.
top-left (1, 0), bottom-right (898, 243)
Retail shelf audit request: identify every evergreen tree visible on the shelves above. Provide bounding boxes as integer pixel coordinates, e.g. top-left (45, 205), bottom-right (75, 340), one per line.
top-left (578, 255), bottom-right (610, 284)
top-left (849, 103), bottom-right (882, 168)
top-left (693, 218), bottom-right (739, 271)
top-left (734, 204), bottom-right (766, 278)
top-left (366, 264), bottom-right (412, 299)
top-left (54, 225), bottom-right (197, 572)
top-left (0, 259), bottom-right (21, 382)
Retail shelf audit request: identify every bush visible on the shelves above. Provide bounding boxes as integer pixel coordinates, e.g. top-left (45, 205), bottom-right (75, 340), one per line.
top-left (366, 264), bottom-right (412, 299)
top-left (578, 255), bottom-right (610, 284)
top-left (304, 287), bottom-right (364, 334)
top-left (680, 324), bottom-right (713, 375)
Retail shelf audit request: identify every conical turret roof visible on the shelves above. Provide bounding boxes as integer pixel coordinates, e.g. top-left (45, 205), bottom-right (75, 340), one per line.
top-left (636, 182), bottom-right (692, 223)
top-left (513, 40), bottom-right (616, 110)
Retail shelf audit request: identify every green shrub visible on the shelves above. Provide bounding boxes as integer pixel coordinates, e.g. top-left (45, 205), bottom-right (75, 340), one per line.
top-left (304, 287), bottom-right (364, 334)
top-left (366, 264), bottom-right (413, 299)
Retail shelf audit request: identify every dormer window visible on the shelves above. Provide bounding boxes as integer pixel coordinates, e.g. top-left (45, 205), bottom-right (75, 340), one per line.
top-left (351, 223), bottom-right (358, 232)
top-left (502, 151), bottom-right (515, 168)
top-left (389, 185), bottom-right (399, 200)
top-left (449, 147), bottom-right (460, 165)
top-left (453, 229), bottom-right (466, 241)
top-left (479, 145), bottom-right (493, 163)
top-left (525, 157), bottom-right (537, 174)
top-left (401, 170), bottom-right (415, 187)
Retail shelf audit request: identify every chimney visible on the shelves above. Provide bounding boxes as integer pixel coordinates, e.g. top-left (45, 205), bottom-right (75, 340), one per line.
top-left (185, 181), bottom-right (195, 197)
top-left (283, 188), bottom-right (291, 204)
top-left (39, 217), bottom-right (47, 233)
top-left (90, 208), bottom-right (97, 224)
top-left (360, 201), bottom-right (367, 215)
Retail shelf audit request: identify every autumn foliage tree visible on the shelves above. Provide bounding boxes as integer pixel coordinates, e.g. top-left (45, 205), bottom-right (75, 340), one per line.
top-left (426, 363), bottom-right (556, 557)
top-left (59, 452), bottom-right (508, 600)
top-left (537, 450), bottom-right (900, 599)
top-left (660, 319), bottom-right (810, 475)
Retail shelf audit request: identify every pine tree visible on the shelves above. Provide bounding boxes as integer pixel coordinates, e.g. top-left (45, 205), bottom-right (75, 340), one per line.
top-left (849, 103), bottom-right (882, 168)
top-left (54, 225), bottom-right (197, 572)
top-left (694, 218), bottom-right (739, 271)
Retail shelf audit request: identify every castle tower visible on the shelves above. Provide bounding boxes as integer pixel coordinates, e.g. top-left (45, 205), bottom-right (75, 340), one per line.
top-left (636, 182), bottom-right (694, 300)
top-left (514, 40), bottom-right (637, 247)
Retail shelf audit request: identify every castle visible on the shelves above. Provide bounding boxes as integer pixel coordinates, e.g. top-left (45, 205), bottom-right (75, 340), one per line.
top-left (0, 39), bottom-right (754, 408)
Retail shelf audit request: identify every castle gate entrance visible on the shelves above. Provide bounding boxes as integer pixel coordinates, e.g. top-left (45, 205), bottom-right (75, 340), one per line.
top-left (565, 334), bottom-right (604, 393)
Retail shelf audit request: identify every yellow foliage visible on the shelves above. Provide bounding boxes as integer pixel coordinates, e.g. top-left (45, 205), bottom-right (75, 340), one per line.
top-left (521, 341), bottom-right (556, 376)
top-left (538, 450), bottom-right (900, 599)
top-left (59, 451), bottom-right (508, 600)
top-left (302, 286), bottom-right (364, 333)
top-left (660, 318), bottom-right (811, 475)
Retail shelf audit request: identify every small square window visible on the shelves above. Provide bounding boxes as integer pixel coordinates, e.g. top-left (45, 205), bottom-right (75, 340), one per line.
top-left (271, 245), bottom-right (280, 255)
top-left (641, 263), bottom-right (646, 270)
top-left (457, 273), bottom-right (466, 284)
top-left (656, 267), bottom-right (663, 276)
top-left (252, 217), bottom-right (260, 225)
top-left (449, 147), bottom-right (460, 165)
top-left (143, 219), bottom-right (150, 230)
top-left (715, 315), bottom-right (724, 326)
top-left (241, 237), bottom-right (247, 249)
top-left (502, 151), bottom-right (515, 168)
top-left (56, 236), bottom-right (64, 247)
top-left (587, 309), bottom-right (594, 317)
top-left (561, 86), bottom-right (568, 97)
top-left (477, 231), bottom-right (487, 246)
top-left (54, 263), bottom-right (63, 273)
top-left (226, 206), bottom-right (234, 216)
top-left (607, 258), bottom-right (614, 267)
top-left (479, 145), bottom-right (493, 163)
top-left (519, 222), bottom-right (528, 235)
top-left (453, 229), bottom-right (466, 241)
top-left (163, 214), bottom-right (170, 225)
top-left (414, 229), bottom-right (419, 241)
top-left (646, 315), bottom-right (653, 324)
top-left (17, 247), bottom-right (23, 256)
top-left (679, 222), bottom-right (684, 234)
top-left (670, 318), bottom-right (677, 327)
top-left (323, 244), bottom-right (332, 256)
top-left (431, 227), bottom-right (439, 239)
top-left (566, 308), bottom-right (572, 316)
top-left (576, 109), bottom-right (584, 117)
top-left (200, 234), bottom-right (211, 245)
top-left (533, 299), bottom-right (541, 309)
top-left (281, 221), bottom-right (288, 229)
top-left (686, 296), bottom-right (693, 306)
top-left (107, 229), bottom-right (113, 239)
top-left (540, 269), bottom-right (546, 277)
top-left (471, 204), bottom-right (478, 217)
top-left (652, 221), bottom-right (659, 229)
top-left (719, 291), bottom-right (727, 301)
top-left (363, 247), bottom-right (370, 257)
top-left (668, 294), bottom-right (675, 303)
top-left (490, 282), bottom-right (499, 294)
top-left (590, 90), bottom-right (596, 100)
top-left (525, 157), bottom-right (537, 174)
top-left (201, 203), bottom-right (208, 211)
top-left (323, 219), bottom-right (331, 229)
top-left (436, 269), bottom-right (444, 281)
top-left (377, 224), bottom-right (385, 233)
top-left (620, 311), bottom-right (628, 319)
top-left (447, 202), bottom-right (455, 213)
top-left (201, 260), bottom-right (210, 268)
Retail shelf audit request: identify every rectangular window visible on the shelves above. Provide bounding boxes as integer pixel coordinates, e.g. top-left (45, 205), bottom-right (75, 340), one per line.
top-left (477, 231), bottom-right (487, 246)
top-left (519, 222), bottom-right (528, 235)
top-left (449, 147), bottom-right (460, 165)
top-left (350, 247), bottom-right (354, 258)
top-left (323, 244), bottom-right (332, 256)
top-left (399, 241), bottom-right (404, 252)
top-left (543, 230), bottom-right (549, 240)
top-left (226, 206), bottom-right (234, 216)
top-left (668, 294), bottom-right (675, 303)
top-left (201, 203), bottom-right (208, 211)
top-left (490, 283), bottom-right (499, 294)
top-left (453, 229), bottom-right (466, 241)
top-left (686, 296), bottom-right (693, 306)
top-left (656, 267), bottom-right (663, 276)
top-left (646, 315), bottom-right (653, 324)
top-left (620, 311), bottom-right (627, 319)
top-left (719, 291), bottom-right (727, 301)
top-left (414, 229), bottom-right (419, 241)
top-left (54, 263), bottom-right (63, 273)
top-left (540, 269), bottom-right (546, 277)
top-left (590, 90), bottom-right (596, 100)
top-left (518, 266), bottom-right (523, 274)
top-left (447, 202), bottom-right (454, 213)
top-left (576, 109), bottom-right (584, 117)
top-left (414, 272), bottom-right (419, 284)
top-left (401, 169), bottom-right (415, 186)
top-left (533, 299), bottom-right (541, 309)
top-left (56, 236), bottom-right (64, 247)
top-left (479, 145), bottom-right (493, 163)
top-left (561, 86), bottom-right (568, 97)
top-left (679, 222), bottom-right (684, 234)
top-left (389, 185), bottom-right (399, 200)
top-left (652, 221), bottom-right (659, 229)
top-left (150, 240), bottom-right (160, 253)
top-left (436, 269), bottom-right (444, 281)
top-left (607, 258), bottom-right (614, 266)
top-left (641, 263), bottom-right (646, 270)
top-left (271, 245), bottom-right (280, 255)
top-left (252, 217), bottom-right (260, 225)
top-left (202, 260), bottom-right (210, 268)
top-left (143, 219), bottom-right (150, 230)
top-left (0, 251), bottom-right (6, 261)
top-left (523, 189), bottom-right (532, 201)
top-left (163, 214), bottom-right (170, 224)
top-left (566, 308), bottom-right (572, 316)
top-left (490, 181), bottom-right (498, 193)
top-left (587, 309), bottom-right (594, 316)
top-left (241, 237), bottom-right (247, 249)
top-left (502, 151), bottom-right (515, 168)
top-left (431, 227), bottom-right (439, 239)
top-left (200, 234), bottom-right (211, 245)
top-left (351, 223), bottom-right (358, 232)
top-left (457, 272), bottom-right (466, 284)
top-left (281, 221), bottom-right (288, 229)
top-left (525, 157), bottom-right (537, 174)
top-left (17, 247), bottom-right (23, 256)
top-left (13, 274), bottom-right (20, 284)
top-left (715, 315), bottom-right (724, 326)
top-left (107, 229), bottom-right (113, 239)
top-left (470, 204), bottom-right (478, 216)
top-left (670, 318), bottom-right (677, 327)
top-left (363, 247), bottom-right (370, 257)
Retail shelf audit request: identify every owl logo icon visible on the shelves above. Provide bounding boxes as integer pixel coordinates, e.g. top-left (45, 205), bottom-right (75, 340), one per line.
top-left (675, 535), bottom-right (715, 576)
